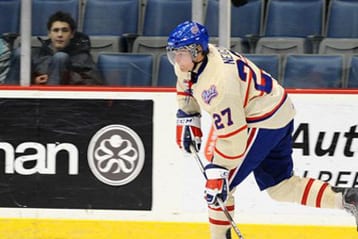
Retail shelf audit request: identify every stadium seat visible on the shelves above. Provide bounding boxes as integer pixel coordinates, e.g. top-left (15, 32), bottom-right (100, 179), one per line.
top-left (244, 54), bottom-right (281, 82)
top-left (210, 37), bottom-right (243, 53)
top-left (326, 0), bottom-right (358, 38)
top-left (155, 53), bottom-right (176, 87)
top-left (205, 0), bottom-right (263, 53)
top-left (282, 54), bottom-right (344, 88)
top-left (132, 36), bottom-right (167, 54)
top-left (134, 0), bottom-right (191, 53)
top-left (0, 0), bottom-right (20, 35)
top-left (255, 37), bottom-right (308, 55)
top-left (322, 0), bottom-right (358, 67)
top-left (142, 0), bottom-right (192, 36)
top-left (97, 53), bottom-right (154, 86)
top-left (82, 0), bottom-right (139, 36)
top-left (82, 0), bottom-right (140, 54)
top-left (32, 0), bottom-right (79, 36)
top-left (89, 36), bottom-right (121, 63)
top-left (205, 0), bottom-right (263, 38)
top-left (347, 55), bottom-right (358, 88)
top-left (264, 0), bottom-right (325, 37)
top-left (257, 0), bottom-right (326, 55)
top-left (319, 38), bottom-right (358, 55)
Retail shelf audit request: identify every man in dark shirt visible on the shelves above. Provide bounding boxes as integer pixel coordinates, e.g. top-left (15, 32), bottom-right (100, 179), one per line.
top-left (7, 11), bottom-right (103, 85)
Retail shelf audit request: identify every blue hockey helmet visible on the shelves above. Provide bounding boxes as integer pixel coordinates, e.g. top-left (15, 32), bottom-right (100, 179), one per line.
top-left (167, 21), bottom-right (209, 54)
top-left (167, 21), bottom-right (209, 66)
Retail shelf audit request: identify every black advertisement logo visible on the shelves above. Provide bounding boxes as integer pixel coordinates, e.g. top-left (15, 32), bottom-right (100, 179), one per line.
top-left (88, 124), bottom-right (145, 186)
top-left (0, 98), bottom-right (153, 210)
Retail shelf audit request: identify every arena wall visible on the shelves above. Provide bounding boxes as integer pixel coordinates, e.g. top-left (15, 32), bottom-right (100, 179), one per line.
top-left (0, 87), bottom-right (357, 239)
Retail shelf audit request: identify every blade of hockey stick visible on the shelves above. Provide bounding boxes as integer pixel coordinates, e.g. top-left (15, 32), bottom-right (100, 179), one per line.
top-left (189, 146), bottom-right (245, 239)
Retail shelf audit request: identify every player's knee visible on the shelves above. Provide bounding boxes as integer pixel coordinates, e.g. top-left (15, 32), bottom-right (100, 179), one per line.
top-left (266, 185), bottom-right (284, 202)
top-left (266, 176), bottom-right (295, 202)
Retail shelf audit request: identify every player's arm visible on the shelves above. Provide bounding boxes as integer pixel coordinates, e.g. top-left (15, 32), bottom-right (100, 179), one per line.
top-left (176, 72), bottom-right (201, 114)
top-left (175, 72), bottom-right (202, 152)
top-left (203, 80), bottom-right (248, 206)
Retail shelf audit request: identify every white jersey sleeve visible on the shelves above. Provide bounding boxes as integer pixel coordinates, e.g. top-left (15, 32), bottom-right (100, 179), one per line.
top-left (175, 44), bottom-right (295, 170)
top-left (175, 68), bottom-right (201, 115)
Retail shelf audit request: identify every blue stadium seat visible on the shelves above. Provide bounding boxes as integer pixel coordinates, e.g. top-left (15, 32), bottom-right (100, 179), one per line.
top-left (32, 0), bottom-right (79, 36)
top-left (82, 0), bottom-right (138, 36)
top-left (83, 0), bottom-right (140, 54)
top-left (256, 0), bottom-right (326, 55)
top-left (0, 0), bottom-right (20, 34)
top-left (97, 53), bottom-right (154, 86)
top-left (264, 0), bottom-right (325, 37)
top-left (156, 53), bottom-right (176, 87)
top-left (282, 54), bottom-right (344, 88)
top-left (205, 0), bottom-right (263, 37)
top-left (326, 0), bottom-right (358, 38)
top-left (142, 0), bottom-right (192, 36)
top-left (347, 55), bottom-right (358, 88)
top-left (244, 54), bottom-right (280, 82)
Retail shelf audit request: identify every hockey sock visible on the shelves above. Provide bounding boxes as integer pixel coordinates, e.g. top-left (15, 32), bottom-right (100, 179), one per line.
top-left (266, 175), bottom-right (343, 209)
top-left (208, 194), bottom-right (234, 239)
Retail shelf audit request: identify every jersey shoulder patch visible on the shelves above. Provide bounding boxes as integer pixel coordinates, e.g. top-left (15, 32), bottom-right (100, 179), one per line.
top-left (201, 84), bottom-right (218, 104)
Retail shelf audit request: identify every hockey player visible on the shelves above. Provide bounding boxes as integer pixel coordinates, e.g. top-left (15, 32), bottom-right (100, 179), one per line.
top-left (167, 21), bottom-right (358, 239)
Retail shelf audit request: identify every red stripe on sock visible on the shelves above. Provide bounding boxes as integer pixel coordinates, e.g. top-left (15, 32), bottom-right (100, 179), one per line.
top-left (301, 178), bottom-right (315, 205)
top-left (209, 217), bottom-right (231, 226)
top-left (208, 205), bottom-right (235, 211)
top-left (316, 183), bottom-right (329, 208)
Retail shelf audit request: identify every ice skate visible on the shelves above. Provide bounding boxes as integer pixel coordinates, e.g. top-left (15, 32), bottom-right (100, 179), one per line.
top-left (342, 188), bottom-right (358, 231)
top-left (225, 228), bottom-right (231, 239)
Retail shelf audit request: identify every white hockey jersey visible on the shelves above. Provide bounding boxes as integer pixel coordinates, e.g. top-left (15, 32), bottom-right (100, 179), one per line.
top-left (174, 44), bottom-right (296, 170)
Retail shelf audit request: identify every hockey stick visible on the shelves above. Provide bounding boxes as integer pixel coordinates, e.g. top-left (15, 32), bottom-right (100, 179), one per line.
top-left (189, 146), bottom-right (245, 239)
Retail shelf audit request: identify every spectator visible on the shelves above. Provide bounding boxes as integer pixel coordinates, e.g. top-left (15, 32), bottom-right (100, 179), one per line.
top-left (7, 11), bottom-right (103, 85)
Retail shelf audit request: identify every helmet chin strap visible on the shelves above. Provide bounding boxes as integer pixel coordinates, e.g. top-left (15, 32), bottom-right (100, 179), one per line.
top-left (190, 62), bottom-right (197, 72)
top-left (190, 54), bottom-right (208, 84)
top-left (191, 51), bottom-right (205, 71)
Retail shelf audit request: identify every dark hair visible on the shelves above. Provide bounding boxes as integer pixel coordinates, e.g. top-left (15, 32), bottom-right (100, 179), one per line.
top-left (47, 11), bottom-right (77, 31)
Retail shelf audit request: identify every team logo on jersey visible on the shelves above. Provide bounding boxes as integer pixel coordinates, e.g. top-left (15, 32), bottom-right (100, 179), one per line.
top-left (202, 85), bottom-right (218, 104)
top-left (87, 124), bottom-right (145, 186)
